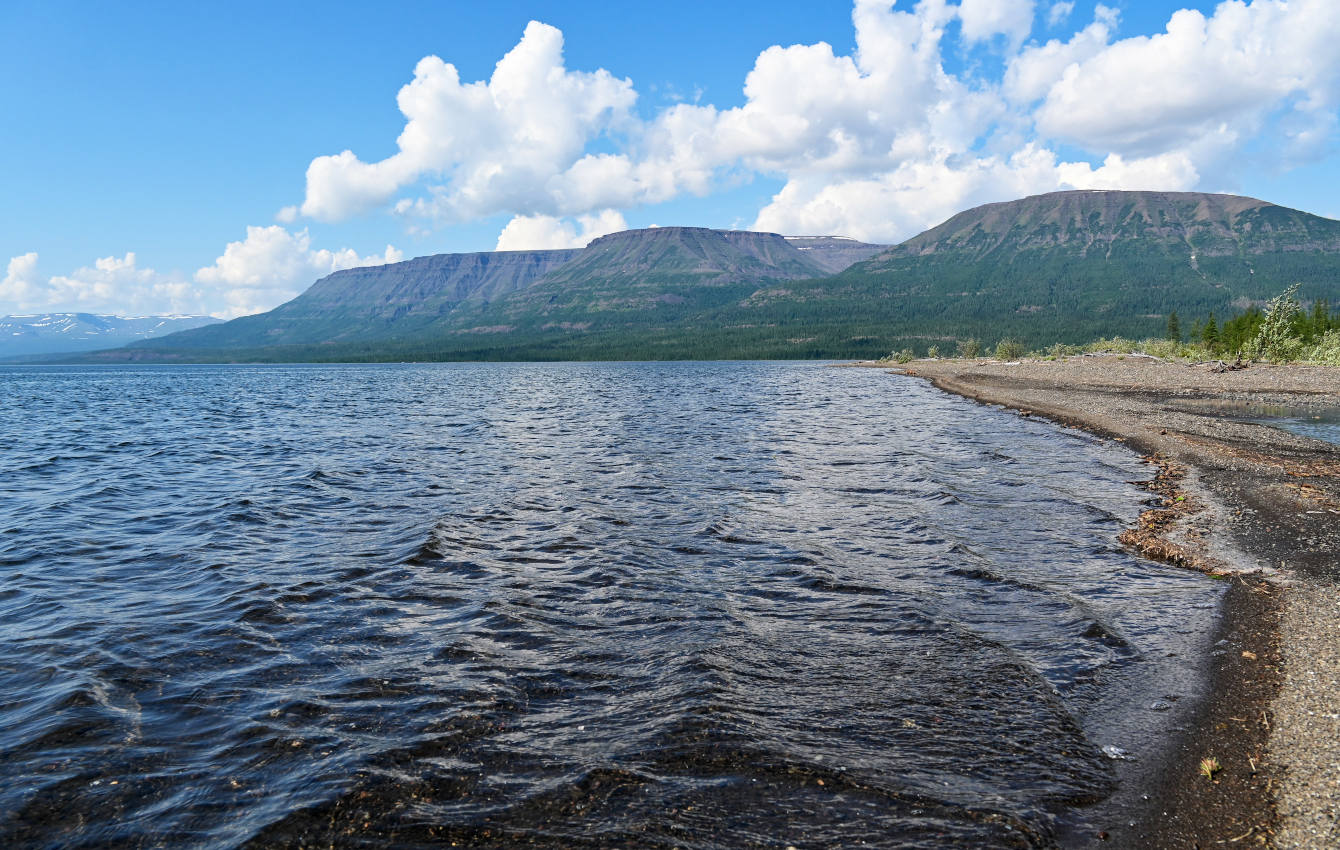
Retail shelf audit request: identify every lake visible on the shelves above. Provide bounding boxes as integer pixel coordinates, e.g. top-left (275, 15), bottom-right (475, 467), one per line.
top-left (0, 362), bottom-right (1221, 848)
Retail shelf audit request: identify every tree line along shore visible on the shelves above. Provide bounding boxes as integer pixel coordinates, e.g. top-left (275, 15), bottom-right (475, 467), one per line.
top-left (881, 284), bottom-right (1340, 367)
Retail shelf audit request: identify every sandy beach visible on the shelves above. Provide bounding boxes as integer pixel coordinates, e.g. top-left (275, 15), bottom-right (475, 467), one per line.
top-left (877, 356), bottom-right (1339, 848)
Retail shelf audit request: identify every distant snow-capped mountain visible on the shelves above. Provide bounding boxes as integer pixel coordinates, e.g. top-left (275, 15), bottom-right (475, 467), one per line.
top-left (0, 313), bottom-right (223, 358)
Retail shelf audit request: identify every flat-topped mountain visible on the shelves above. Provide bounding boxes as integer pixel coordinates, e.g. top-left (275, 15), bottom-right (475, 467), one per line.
top-left (0, 313), bottom-right (220, 358)
top-left (456, 227), bottom-right (829, 324)
top-left (146, 249), bottom-right (578, 350)
top-left (298, 249), bottom-right (579, 311)
top-left (527, 227), bottom-right (828, 291)
top-left (90, 191), bottom-right (1340, 362)
top-left (757, 189), bottom-right (1340, 345)
top-left (878, 190), bottom-right (1337, 260)
top-left (129, 227), bottom-right (833, 356)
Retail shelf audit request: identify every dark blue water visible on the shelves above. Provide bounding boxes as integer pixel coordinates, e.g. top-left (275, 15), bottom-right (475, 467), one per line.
top-left (0, 363), bottom-right (1220, 848)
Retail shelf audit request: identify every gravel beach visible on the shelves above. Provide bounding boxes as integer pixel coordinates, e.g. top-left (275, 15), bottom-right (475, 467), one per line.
top-left (880, 356), bottom-right (1340, 848)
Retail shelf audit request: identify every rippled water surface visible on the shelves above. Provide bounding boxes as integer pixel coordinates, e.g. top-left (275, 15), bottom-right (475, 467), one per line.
top-left (0, 363), bottom-right (1221, 848)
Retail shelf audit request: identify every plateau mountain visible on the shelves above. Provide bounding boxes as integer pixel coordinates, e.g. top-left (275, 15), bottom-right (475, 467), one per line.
top-left (117, 227), bottom-right (853, 360)
top-left (154, 249), bottom-right (579, 350)
top-left (84, 190), bottom-right (1340, 362)
top-left (762, 190), bottom-right (1340, 344)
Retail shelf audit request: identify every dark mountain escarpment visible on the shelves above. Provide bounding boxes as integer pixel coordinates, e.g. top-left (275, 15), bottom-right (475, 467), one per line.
top-left (140, 249), bottom-right (578, 349)
top-left (450, 227), bottom-right (830, 327)
top-left (126, 227), bottom-right (835, 358)
top-left (100, 191), bottom-right (1340, 362)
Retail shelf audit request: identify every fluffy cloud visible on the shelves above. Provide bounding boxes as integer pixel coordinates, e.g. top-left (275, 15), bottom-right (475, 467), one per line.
top-left (958, 0), bottom-right (1036, 47)
top-left (195, 225), bottom-right (403, 316)
top-left (1003, 6), bottom-right (1117, 104)
top-left (495, 210), bottom-right (627, 251)
top-left (1047, 2), bottom-right (1075, 28)
top-left (0, 252), bottom-right (42, 305)
top-left (297, 21), bottom-right (636, 222)
top-left (1035, 0), bottom-right (1340, 160)
top-left (282, 0), bottom-right (1338, 248)
top-left (1, 252), bottom-right (204, 316)
top-left (3, 229), bottom-right (402, 319)
top-left (747, 0), bottom-right (1338, 240)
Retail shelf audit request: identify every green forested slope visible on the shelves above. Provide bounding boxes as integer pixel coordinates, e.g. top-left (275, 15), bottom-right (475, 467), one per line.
top-left (96, 191), bottom-right (1340, 362)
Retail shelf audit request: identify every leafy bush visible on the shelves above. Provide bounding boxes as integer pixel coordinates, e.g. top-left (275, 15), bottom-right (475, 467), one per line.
top-left (994, 339), bottom-right (1027, 360)
top-left (1304, 329), bottom-right (1340, 365)
top-left (956, 338), bottom-right (981, 358)
top-left (926, 345), bottom-right (940, 359)
top-left (895, 348), bottom-right (914, 363)
top-left (1250, 284), bottom-right (1304, 362)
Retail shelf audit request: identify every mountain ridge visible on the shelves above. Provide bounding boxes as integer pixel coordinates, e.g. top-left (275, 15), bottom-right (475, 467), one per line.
top-left (80, 190), bottom-right (1340, 362)
top-left (131, 227), bottom-right (839, 352)
top-left (0, 313), bottom-right (221, 358)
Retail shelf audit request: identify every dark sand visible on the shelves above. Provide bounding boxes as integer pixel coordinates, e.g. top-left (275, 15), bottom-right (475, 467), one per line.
top-left (872, 356), bottom-right (1339, 849)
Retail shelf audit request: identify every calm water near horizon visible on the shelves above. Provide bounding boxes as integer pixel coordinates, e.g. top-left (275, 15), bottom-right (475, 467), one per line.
top-left (0, 362), bottom-right (1222, 848)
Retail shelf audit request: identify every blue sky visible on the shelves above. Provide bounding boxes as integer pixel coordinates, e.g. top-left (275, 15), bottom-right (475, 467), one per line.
top-left (2, 0), bottom-right (1337, 317)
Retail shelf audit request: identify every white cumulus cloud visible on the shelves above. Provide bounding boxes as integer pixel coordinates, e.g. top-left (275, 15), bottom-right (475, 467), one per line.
top-left (2, 252), bottom-right (204, 317)
top-left (2, 230), bottom-right (403, 319)
top-left (195, 225), bottom-right (403, 317)
top-left (1004, 6), bottom-right (1117, 104)
top-left (285, 0), bottom-right (1340, 248)
top-left (296, 21), bottom-right (636, 222)
top-left (958, 0), bottom-right (1036, 48)
top-left (0, 252), bottom-right (43, 306)
top-left (1034, 0), bottom-right (1340, 160)
top-left (1047, 1), bottom-right (1075, 28)
top-left (495, 210), bottom-right (628, 251)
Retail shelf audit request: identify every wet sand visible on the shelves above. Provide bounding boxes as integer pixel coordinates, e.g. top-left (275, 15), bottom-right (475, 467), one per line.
top-left (872, 356), bottom-right (1339, 848)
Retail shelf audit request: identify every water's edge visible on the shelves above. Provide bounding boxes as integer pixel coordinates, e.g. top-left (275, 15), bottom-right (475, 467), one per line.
top-left (0, 362), bottom-right (1227, 848)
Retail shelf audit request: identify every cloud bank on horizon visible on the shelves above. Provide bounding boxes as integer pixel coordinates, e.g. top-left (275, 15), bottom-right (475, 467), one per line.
top-left (5, 0), bottom-right (1339, 318)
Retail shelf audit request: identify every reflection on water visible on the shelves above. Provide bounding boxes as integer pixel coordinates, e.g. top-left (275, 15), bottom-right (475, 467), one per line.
top-left (0, 362), bottom-right (1220, 848)
top-left (1170, 397), bottom-right (1340, 445)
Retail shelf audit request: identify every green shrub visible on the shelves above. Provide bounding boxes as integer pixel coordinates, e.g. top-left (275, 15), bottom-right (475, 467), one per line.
top-left (957, 338), bottom-right (981, 358)
top-left (926, 345), bottom-right (940, 359)
top-left (994, 338), bottom-right (1027, 360)
top-left (1304, 329), bottom-right (1340, 365)
top-left (895, 348), bottom-right (914, 363)
top-left (1251, 284), bottom-right (1304, 362)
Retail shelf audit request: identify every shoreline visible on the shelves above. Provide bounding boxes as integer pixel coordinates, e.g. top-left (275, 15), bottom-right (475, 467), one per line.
top-left (868, 356), bottom-right (1338, 848)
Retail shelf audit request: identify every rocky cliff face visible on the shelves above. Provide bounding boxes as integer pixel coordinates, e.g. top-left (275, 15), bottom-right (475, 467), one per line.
top-left (292, 249), bottom-right (580, 315)
top-left (784, 236), bottom-right (889, 273)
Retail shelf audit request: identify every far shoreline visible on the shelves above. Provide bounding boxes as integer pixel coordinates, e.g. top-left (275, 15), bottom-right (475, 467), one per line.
top-left (858, 355), bottom-right (1338, 848)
